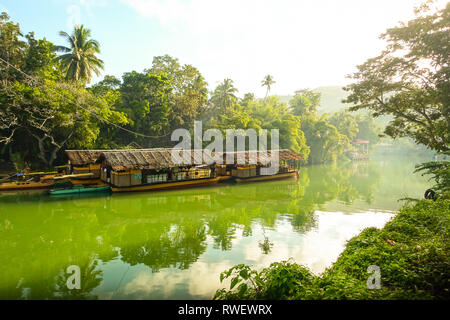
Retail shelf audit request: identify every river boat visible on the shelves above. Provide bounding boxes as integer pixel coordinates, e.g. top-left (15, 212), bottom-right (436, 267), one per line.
top-left (49, 183), bottom-right (111, 195)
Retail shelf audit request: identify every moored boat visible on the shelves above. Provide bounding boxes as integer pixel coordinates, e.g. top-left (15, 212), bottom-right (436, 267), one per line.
top-left (0, 172), bottom-right (102, 192)
top-left (234, 170), bottom-right (299, 183)
top-left (0, 180), bottom-right (55, 191)
top-left (110, 176), bottom-right (220, 193)
top-left (49, 184), bottom-right (110, 195)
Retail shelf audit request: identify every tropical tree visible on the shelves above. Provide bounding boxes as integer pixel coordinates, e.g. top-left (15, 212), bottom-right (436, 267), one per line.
top-left (343, 2), bottom-right (449, 197)
top-left (147, 55), bottom-right (208, 129)
top-left (329, 111), bottom-right (359, 141)
top-left (261, 74), bottom-right (275, 99)
top-left (117, 71), bottom-right (172, 147)
top-left (354, 114), bottom-right (380, 144)
top-left (55, 24), bottom-right (104, 84)
top-left (210, 78), bottom-right (238, 111)
top-left (301, 115), bottom-right (350, 164)
top-left (344, 3), bottom-right (449, 153)
top-left (289, 89), bottom-right (321, 117)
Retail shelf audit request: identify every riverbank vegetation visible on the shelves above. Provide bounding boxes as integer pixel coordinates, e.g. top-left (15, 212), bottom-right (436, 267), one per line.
top-left (214, 199), bottom-right (449, 300)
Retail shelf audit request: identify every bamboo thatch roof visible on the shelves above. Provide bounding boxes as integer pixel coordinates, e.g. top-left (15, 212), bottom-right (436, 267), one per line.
top-left (223, 149), bottom-right (303, 164)
top-left (97, 149), bottom-right (214, 170)
top-left (95, 148), bottom-right (303, 170)
top-left (65, 150), bottom-right (106, 166)
top-left (65, 148), bottom-right (172, 166)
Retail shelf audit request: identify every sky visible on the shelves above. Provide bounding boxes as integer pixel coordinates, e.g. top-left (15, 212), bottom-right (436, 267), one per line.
top-left (0, 0), bottom-right (447, 97)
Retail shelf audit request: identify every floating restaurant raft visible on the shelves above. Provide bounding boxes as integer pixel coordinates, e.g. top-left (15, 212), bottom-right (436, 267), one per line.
top-left (96, 149), bottom-right (221, 193)
top-left (0, 148), bottom-right (303, 194)
top-left (94, 148), bottom-right (303, 192)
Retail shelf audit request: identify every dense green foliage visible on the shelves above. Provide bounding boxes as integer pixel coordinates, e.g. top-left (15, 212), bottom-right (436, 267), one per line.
top-left (344, 3), bottom-right (449, 153)
top-left (343, 3), bottom-right (449, 196)
top-left (0, 13), bottom-right (127, 169)
top-left (215, 199), bottom-right (449, 300)
top-left (0, 10), bottom-right (432, 170)
top-left (415, 151), bottom-right (450, 199)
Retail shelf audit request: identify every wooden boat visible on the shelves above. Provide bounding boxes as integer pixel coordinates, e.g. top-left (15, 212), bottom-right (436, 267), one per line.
top-left (217, 175), bottom-right (233, 182)
top-left (0, 173), bottom-right (100, 191)
top-left (234, 171), bottom-right (299, 183)
top-left (110, 177), bottom-right (220, 193)
top-left (0, 180), bottom-right (55, 191)
top-left (49, 184), bottom-right (110, 195)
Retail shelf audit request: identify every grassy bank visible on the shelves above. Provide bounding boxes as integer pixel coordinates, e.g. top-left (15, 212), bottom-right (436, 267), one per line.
top-left (215, 200), bottom-right (449, 300)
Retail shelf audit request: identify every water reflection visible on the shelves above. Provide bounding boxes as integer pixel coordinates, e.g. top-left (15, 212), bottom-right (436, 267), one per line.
top-left (0, 156), bottom-right (429, 299)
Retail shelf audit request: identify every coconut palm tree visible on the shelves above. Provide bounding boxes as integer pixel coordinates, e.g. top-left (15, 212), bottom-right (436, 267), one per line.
top-left (211, 78), bottom-right (238, 111)
top-left (55, 25), bottom-right (104, 84)
top-left (261, 75), bottom-right (275, 99)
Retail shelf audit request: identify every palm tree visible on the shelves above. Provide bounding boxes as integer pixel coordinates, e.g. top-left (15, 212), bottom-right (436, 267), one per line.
top-left (211, 78), bottom-right (238, 110)
top-left (261, 75), bottom-right (275, 99)
top-left (55, 25), bottom-right (104, 84)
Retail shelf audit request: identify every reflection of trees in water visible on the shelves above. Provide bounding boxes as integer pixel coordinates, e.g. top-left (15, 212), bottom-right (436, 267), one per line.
top-left (118, 222), bottom-right (207, 271)
top-left (0, 161), bottom-right (385, 299)
top-left (258, 226), bottom-right (273, 255)
top-left (300, 161), bottom-right (381, 208)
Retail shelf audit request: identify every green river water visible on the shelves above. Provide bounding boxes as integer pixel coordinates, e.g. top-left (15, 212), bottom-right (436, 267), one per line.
top-left (0, 154), bottom-right (431, 299)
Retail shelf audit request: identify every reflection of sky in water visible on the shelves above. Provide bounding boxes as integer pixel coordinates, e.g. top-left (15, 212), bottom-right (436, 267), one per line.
top-left (93, 210), bottom-right (394, 299)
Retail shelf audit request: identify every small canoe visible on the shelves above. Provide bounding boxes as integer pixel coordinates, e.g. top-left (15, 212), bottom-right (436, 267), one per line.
top-left (49, 184), bottom-right (110, 195)
top-left (234, 171), bottom-right (299, 183)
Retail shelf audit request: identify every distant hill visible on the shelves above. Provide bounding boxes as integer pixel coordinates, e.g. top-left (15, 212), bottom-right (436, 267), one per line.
top-left (277, 86), bottom-right (352, 115)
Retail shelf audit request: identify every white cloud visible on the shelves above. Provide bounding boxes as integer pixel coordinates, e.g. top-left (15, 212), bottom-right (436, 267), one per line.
top-left (119, 260), bottom-right (233, 299)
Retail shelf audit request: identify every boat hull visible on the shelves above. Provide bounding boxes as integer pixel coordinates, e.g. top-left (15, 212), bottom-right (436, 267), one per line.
top-left (235, 171), bottom-right (298, 183)
top-left (0, 176), bottom-right (102, 191)
top-left (111, 177), bottom-right (220, 193)
top-left (0, 181), bottom-right (54, 191)
top-left (70, 179), bottom-right (103, 186)
top-left (50, 185), bottom-right (110, 195)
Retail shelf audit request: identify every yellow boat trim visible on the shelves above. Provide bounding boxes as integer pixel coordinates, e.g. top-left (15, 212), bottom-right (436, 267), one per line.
top-left (0, 181), bottom-right (54, 191)
top-left (111, 177), bottom-right (220, 193)
top-left (70, 179), bottom-right (103, 185)
top-left (217, 175), bottom-right (233, 182)
top-left (235, 171), bottom-right (298, 183)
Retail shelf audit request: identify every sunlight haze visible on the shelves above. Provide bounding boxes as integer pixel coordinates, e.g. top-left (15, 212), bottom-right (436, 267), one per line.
top-left (2, 0), bottom-right (448, 96)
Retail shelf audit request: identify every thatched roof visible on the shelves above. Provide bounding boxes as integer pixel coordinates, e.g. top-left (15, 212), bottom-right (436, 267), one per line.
top-left (224, 149), bottom-right (303, 164)
top-left (65, 150), bottom-right (108, 166)
top-left (65, 148), bottom-right (172, 166)
top-left (352, 139), bottom-right (370, 144)
top-left (95, 148), bottom-right (303, 170)
top-left (97, 149), bottom-right (214, 170)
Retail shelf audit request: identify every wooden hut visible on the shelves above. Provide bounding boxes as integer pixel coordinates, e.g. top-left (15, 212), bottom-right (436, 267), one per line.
top-left (65, 148), bottom-right (173, 179)
top-left (223, 149), bottom-right (303, 182)
top-left (65, 150), bottom-right (106, 178)
top-left (96, 149), bottom-right (220, 192)
top-left (349, 139), bottom-right (370, 161)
